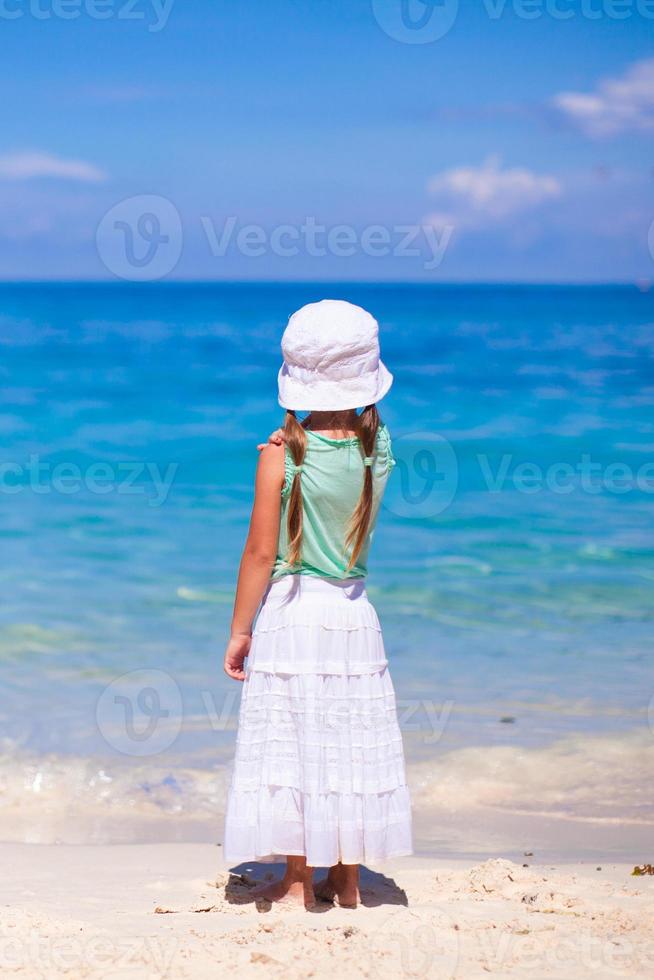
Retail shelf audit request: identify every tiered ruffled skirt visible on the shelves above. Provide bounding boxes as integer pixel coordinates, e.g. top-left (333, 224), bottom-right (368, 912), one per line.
top-left (223, 575), bottom-right (412, 867)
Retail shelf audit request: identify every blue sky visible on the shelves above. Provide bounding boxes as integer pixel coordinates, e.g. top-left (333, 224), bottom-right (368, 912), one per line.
top-left (0, 0), bottom-right (652, 281)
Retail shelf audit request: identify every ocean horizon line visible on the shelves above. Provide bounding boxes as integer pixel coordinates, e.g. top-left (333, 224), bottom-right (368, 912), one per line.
top-left (0, 279), bottom-right (649, 290)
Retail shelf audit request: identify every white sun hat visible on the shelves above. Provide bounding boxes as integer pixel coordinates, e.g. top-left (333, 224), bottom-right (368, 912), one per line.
top-left (277, 299), bottom-right (393, 411)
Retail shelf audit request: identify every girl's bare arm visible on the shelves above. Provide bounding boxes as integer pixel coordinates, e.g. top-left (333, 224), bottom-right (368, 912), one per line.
top-left (224, 443), bottom-right (285, 680)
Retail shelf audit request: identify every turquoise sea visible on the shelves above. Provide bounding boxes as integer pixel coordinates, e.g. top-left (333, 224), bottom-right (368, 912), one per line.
top-left (1, 283), bottom-right (652, 855)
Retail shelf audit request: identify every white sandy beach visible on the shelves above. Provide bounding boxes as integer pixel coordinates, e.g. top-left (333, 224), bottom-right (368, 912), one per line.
top-left (2, 842), bottom-right (653, 978)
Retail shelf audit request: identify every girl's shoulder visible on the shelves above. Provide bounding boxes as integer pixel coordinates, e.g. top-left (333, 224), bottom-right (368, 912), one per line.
top-left (375, 424), bottom-right (396, 471)
top-left (376, 422), bottom-right (391, 445)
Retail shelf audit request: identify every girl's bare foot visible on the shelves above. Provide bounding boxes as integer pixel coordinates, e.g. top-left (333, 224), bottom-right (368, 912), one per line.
top-left (253, 856), bottom-right (316, 909)
top-left (252, 878), bottom-right (315, 906)
top-left (314, 862), bottom-right (360, 908)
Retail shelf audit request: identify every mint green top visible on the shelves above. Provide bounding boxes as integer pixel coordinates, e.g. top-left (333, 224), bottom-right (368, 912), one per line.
top-left (272, 425), bottom-right (396, 581)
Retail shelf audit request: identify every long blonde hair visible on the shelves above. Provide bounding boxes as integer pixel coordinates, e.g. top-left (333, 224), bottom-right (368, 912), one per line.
top-left (283, 405), bottom-right (380, 571)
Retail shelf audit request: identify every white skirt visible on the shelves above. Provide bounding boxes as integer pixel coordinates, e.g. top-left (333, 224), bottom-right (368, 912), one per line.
top-left (223, 575), bottom-right (412, 867)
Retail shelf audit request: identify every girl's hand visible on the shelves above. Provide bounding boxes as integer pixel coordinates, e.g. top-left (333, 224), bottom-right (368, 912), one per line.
top-left (256, 428), bottom-right (285, 451)
top-left (224, 633), bottom-right (251, 682)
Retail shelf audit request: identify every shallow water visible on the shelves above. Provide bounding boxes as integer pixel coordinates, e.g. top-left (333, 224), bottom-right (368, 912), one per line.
top-left (1, 283), bottom-right (652, 850)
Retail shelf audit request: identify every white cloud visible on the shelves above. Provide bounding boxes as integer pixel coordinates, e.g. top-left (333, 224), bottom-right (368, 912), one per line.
top-left (0, 151), bottom-right (106, 183)
top-left (425, 156), bottom-right (561, 230)
top-left (552, 59), bottom-right (654, 138)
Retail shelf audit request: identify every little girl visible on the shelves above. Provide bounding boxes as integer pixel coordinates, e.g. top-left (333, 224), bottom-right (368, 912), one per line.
top-left (223, 299), bottom-right (412, 909)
